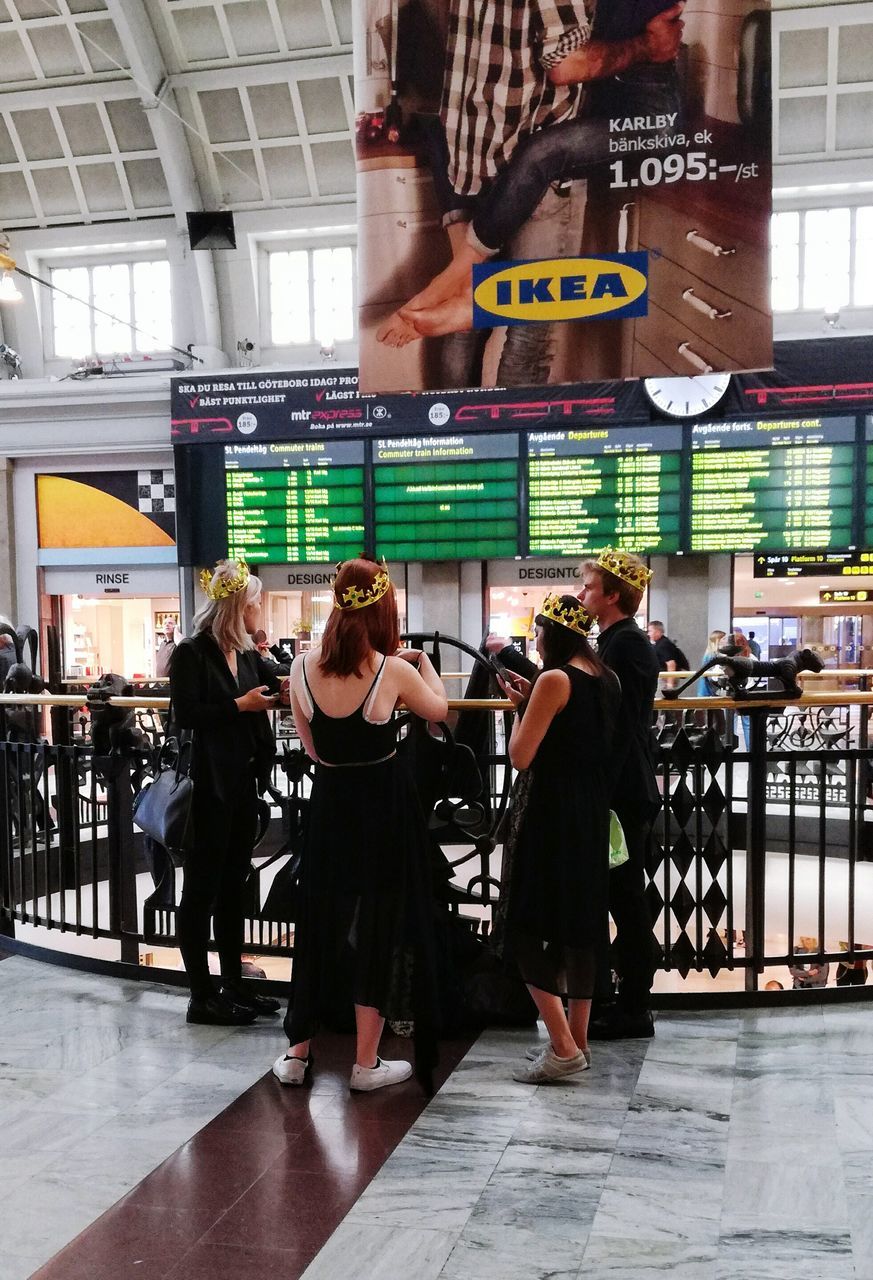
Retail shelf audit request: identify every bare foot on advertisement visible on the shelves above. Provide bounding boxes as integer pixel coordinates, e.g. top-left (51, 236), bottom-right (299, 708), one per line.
top-left (402, 242), bottom-right (482, 313)
top-left (376, 312), bottom-right (421, 346)
top-left (400, 286), bottom-right (473, 337)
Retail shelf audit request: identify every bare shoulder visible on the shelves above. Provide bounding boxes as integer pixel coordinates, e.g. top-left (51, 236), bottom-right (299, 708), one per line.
top-left (532, 668), bottom-right (571, 701)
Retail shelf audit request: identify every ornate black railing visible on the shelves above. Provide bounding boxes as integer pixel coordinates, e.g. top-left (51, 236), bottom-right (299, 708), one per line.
top-left (2, 638), bottom-right (873, 1000)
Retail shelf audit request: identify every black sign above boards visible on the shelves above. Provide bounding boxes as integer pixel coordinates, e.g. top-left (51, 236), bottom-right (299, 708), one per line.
top-left (754, 551), bottom-right (873, 578)
top-left (170, 369), bottom-right (648, 444)
top-left (820, 588), bottom-right (872, 603)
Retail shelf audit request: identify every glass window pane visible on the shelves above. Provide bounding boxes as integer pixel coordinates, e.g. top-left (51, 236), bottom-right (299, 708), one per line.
top-left (270, 250), bottom-right (310, 344)
top-left (313, 246), bottom-right (354, 346)
top-left (854, 206), bottom-right (873, 306)
top-left (802, 209), bottom-right (851, 310)
top-left (771, 211), bottom-right (799, 249)
top-left (51, 266), bottom-right (91, 359)
top-left (92, 262), bottom-right (132, 354)
top-left (132, 260), bottom-right (172, 352)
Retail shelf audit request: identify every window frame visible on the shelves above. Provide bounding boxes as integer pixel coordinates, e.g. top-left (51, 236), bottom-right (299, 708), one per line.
top-left (771, 201), bottom-right (873, 317)
top-left (41, 247), bottom-right (173, 365)
top-left (259, 234), bottom-right (358, 357)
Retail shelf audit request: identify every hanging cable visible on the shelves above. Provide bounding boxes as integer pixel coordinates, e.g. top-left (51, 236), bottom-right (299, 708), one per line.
top-left (14, 265), bottom-right (202, 364)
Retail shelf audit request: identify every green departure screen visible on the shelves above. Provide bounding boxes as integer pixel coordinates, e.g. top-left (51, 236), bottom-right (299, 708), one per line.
top-left (865, 417), bottom-right (873, 546)
top-left (527, 426), bottom-right (683, 555)
top-left (690, 417), bottom-right (856, 552)
top-left (225, 441), bottom-right (365, 563)
top-left (373, 434), bottom-right (518, 560)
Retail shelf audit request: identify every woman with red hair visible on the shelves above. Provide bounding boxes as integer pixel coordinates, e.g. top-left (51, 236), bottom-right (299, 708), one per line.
top-left (273, 557), bottom-right (448, 1093)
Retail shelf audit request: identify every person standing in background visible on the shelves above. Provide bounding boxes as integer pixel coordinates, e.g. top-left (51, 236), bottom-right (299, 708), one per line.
top-left (747, 630), bottom-right (762, 658)
top-left (155, 618), bottom-right (177, 679)
top-left (579, 550), bottom-right (660, 1039)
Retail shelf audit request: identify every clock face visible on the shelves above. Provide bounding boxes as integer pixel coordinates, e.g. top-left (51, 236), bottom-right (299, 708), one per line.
top-left (643, 375), bottom-right (731, 418)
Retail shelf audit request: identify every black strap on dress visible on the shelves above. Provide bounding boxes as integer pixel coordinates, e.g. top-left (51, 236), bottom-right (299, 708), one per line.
top-left (301, 654), bottom-right (396, 766)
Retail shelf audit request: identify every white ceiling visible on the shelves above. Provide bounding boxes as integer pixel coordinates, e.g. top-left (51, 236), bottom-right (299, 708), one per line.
top-left (0, 0), bottom-right (355, 227)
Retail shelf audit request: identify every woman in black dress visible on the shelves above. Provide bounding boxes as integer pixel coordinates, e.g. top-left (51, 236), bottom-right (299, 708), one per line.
top-left (170, 559), bottom-right (284, 1026)
top-left (499, 593), bottom-right (620, 1083)
top-left (274, 557), bottom-right (448, 1093)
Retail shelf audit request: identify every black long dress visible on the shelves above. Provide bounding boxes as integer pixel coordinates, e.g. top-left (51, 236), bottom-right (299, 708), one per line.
top-left (283, 655), bottom-right (438, 1089)
top-left (504, 665), bottom-right (620, 999)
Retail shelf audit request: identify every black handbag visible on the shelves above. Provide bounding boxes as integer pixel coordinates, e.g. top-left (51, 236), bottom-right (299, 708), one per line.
top-left (133, 738), bottom-right (194, 867)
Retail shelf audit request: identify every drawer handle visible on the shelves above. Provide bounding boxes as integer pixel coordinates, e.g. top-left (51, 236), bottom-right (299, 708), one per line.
top-left (686, 229), bottom-right (736, 257)
top-left (682, 288), bottom-right (732, 321)
top-left (678, 341), bottom-right (714, 374)
top-left (395, 176), bottom-right (407, 185)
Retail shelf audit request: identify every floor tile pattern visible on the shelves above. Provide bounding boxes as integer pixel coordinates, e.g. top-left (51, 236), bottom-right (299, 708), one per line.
top-left (302, 1008), bottom-right (873, 1280)
top-left (6, 950), bottom-right (873, 1280)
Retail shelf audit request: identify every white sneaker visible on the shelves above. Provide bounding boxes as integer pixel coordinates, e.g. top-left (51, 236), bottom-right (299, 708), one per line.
top-left (526, 1042), bottom-right (592, 1067)
top-left (350, 1057), bottom-right (413, 1092)
top-left (513, 1048), bottom-right (590, 1085)
top-left (272, 1052), bottom-right (310, 1086)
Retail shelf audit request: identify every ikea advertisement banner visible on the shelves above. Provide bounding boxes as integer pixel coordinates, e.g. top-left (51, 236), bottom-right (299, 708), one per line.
top-left (354, 0), bottom-right (772, 394)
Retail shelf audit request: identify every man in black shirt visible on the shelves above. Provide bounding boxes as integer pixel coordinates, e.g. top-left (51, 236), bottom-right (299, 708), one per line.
top-left (580, 550), bottom-right (660, 1038)
top-left (647, 620), bottom-right (683, 673)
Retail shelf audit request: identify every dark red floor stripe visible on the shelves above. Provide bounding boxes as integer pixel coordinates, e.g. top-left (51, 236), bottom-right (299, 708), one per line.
top-left (33, 1031), bottom-right (475, 1280)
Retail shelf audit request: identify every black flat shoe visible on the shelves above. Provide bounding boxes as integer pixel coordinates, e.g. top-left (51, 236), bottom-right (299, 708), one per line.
top-left (587, 1010), bottom-right (655, 1041)
top-left (187, 994), bottom-right (257, 1026)
top-left (221, 984), bottom-right (281, 1016)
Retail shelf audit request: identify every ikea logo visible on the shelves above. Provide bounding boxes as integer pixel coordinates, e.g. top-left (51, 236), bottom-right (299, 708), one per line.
top-left (472, 253), bottom-right (648, 328)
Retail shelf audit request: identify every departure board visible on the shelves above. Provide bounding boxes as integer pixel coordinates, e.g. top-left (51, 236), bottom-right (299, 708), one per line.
top-left (225, 441), bottom-right (365, 563)
top-left (866, 417), bottom-right (873, 546)
top-left (690, 417), bottom-right (856, 553)
top-left (527, 426), bottom-right (683, 555)
top-left (373, 434), bottom-right (518, 559)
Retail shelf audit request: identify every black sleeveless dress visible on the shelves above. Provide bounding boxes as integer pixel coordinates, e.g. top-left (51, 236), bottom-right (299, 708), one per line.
top-left (504, 665), bottom-right (620, 1000)
top-left (284, 655), bottom-right (438, 1089)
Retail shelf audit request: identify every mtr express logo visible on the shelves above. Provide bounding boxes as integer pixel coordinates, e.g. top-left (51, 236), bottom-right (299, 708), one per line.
top-left (472, 253), bottom-right (649, 328)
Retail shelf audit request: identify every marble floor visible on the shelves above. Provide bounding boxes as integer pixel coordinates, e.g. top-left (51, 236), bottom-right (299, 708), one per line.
top-left (3, 952), bottom-right (873, 1280)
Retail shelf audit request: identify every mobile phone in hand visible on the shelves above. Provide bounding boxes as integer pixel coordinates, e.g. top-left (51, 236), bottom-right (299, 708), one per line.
top-left (489, 653), bottom-right (513, 682)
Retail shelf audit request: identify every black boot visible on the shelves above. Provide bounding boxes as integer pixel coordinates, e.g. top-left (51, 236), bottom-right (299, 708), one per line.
top-left (187, 992), bottom-right (257, 1026)
top-left (587, 1009), bottom-right (655, 1040)
top-left (221, 981), bottom-right (281, 1016)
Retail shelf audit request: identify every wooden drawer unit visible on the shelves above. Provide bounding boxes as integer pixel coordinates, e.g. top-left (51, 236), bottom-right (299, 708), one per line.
top-left (631, 158), bottom-right (772, 373)
top-left (646, 253), bottom-right (771, 368)
top-left (358, 165), bottom-right (440, 219)
top-left (358, 210), bottom-right (448, 306)
top-left (638, 199), bottom-right (768, 313)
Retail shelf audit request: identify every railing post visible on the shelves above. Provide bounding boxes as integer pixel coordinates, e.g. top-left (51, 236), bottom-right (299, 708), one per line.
top-left (745, 706), bottom-right (768, 991)
top-left (101, 752), bottom-right (140, 967)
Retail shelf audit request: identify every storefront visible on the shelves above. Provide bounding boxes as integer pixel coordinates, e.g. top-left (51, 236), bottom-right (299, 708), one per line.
top-left (34, 466), bottom-right (179, 682)
top-left (256, 563), bottom-right (407, 653)
top-left (42, 566), bottom-right (180, 681)
top-left (733, 553), bottom-right (873, 668)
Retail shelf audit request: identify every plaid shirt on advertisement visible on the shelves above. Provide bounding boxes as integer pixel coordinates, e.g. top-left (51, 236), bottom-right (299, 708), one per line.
top-left (442, 0), bottom-right (591, 197)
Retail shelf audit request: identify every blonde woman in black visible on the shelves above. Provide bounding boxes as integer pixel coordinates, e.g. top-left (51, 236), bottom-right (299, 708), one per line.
top-left (170, 559), bottom-right (281, 1026)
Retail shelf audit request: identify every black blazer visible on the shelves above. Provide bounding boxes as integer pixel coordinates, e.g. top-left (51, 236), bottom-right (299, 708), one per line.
top-left (596, 617), bottom-right (660, 821)
top-left (169, 632), bottom-right (280, 809)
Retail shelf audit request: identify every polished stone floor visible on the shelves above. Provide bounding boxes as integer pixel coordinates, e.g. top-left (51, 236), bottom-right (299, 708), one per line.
top-left (3, 952), bottom-right (873, 1280)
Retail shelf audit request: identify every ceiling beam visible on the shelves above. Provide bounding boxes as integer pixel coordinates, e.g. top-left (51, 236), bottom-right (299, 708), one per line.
top-left (168, 52), bottom-right (352, 92)
top-left (101, 0), bottom-right (222, 351)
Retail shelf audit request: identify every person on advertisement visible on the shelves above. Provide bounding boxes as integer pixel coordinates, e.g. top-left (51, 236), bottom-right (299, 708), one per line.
top-left (383, 0), bottom-right (684, 345)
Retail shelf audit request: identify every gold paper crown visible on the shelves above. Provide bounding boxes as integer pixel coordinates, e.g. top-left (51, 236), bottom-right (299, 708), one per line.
top-left (540, 593), bottom-right (593, 637)
top-left (334, 560), bottom-right (391, 611)
top-left (199, 559), bottom-right (250, 601)
top-left (596, 548), bottom-right (653, 592)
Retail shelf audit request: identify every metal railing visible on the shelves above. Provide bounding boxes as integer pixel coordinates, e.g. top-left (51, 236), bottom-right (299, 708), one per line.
top-left (2, 649), bottom-right (873, 1000)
